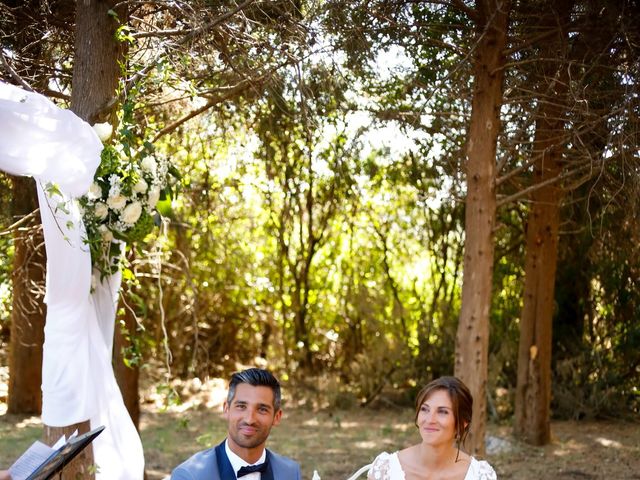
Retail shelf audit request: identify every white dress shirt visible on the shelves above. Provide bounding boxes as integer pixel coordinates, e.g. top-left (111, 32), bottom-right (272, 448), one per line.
top-left (225, 439), bottom-right (267, 480)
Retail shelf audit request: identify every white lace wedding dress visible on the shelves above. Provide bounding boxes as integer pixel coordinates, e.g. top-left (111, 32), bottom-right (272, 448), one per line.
top-left (1, 81), bottom-right (144, 479)
top-left (368, 452), bottom-right (497, 480)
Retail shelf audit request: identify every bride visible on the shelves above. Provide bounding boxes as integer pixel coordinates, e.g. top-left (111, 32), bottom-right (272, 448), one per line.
top-left (366, 376), bottom-right (496, 480)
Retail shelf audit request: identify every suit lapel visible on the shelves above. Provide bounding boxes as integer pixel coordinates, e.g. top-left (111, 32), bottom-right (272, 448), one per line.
top-left (262, 450), bottom-right (274, 480)
top-left (214, 440), bottom-right (236, 479)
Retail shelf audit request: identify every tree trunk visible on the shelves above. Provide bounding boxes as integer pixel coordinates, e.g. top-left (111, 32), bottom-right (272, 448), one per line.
top-left (514, 0), bottom-right (572, 446)
top-left (70, 1), bottom-right (125, 125)
top-left (514, 145), bottom-right (562, 445)
top-left (8, 177), bottom-right (45, 414)
top-left (454, 0), bottom-right (510, 456)
top-left (113, 297), bottom-right (141, 429)
top-left (44, 422), bottom-right (95, 476)
top-left (43, 1), bottom-right (126, 477)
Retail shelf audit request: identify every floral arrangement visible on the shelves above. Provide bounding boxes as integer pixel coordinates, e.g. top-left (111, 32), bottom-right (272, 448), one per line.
top-left (79, 132), bottom-right (179, 279)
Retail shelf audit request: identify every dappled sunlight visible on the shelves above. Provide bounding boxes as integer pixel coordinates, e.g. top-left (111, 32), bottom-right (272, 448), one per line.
top-left (551, 438), bottom-right (585, 457)
top-left (15, 415), bottom-right (41, 429)
top-left (141, 376), bottom-right (228, 414)
top-left (595, 437), bottom-right (623, 448)
top-left (336, 421), bottom-right (368, 429)
top-left (302, 418), bottom-right (320, 426)
top-left (354, 440), bottom-right (378, 449)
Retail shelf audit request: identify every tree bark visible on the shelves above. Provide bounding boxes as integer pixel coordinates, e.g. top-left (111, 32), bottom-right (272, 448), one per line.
top-left (70, 1), bottom-right (124, 125)
top-left (113, 296), bottom-right (141, 429)
top-left (43, 1), bottom-right (126, 477)
top-left (514, 0), bottom-right (573, 446)
top-left (44, 422), bottom-right (95, 476)
top-left (8, 177), bottom-right (45, 414)
top-left (514, 133), bottom-right (563, 445)
top-left (454, 0), bottom-right (510, 456)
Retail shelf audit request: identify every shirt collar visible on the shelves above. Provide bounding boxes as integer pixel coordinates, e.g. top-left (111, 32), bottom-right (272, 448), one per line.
top-left (225, 439), bottom-right (267, 476)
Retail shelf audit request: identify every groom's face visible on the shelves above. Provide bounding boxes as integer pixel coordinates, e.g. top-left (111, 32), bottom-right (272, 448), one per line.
top-left (224, 383), bottom-right (283, 459)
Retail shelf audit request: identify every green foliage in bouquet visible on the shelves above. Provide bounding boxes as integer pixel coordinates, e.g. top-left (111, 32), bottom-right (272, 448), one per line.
top-left (79, 140), bottom-right (180, 279)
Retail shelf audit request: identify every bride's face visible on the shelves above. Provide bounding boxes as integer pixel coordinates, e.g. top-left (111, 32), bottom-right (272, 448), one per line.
top-left (416, 389), bottom-right (457, 446)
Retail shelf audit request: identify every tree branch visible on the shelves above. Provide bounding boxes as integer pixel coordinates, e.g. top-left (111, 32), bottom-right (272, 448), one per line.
top-left (151, 76), bottom-right (261, 143)
top-left (103, 0), bottom-right (258, 114)
top-left (450, 0), bottom-right (480, 23)
top-left (0, 52), bottom-right (34, 91)
top-left (496, 160), bottom-right (600, 207)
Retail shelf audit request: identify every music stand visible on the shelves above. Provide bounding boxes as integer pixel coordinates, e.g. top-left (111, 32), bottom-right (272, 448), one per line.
top-left (26, 426), bottom-right (105, 480)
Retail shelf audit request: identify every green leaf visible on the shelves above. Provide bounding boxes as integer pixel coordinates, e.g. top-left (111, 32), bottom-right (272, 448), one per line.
top-left (156, 198), bottom-right (173, 217)
top-left (121, 267), bottom-right (136, 282)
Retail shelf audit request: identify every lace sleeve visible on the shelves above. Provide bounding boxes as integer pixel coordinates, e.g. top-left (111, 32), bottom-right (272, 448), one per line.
top-left (471, 460), bottom-right (497, 480)
top-left (367, 452), bottom-right (393, 480)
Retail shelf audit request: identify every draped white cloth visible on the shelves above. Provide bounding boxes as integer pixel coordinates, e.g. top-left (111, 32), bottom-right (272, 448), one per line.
top-left (0, 82), bottom-right (102, 197)
top-left (1, 81), bottom-right (144, 479)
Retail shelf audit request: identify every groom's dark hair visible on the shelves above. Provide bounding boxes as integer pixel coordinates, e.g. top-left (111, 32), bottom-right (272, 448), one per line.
top-left (227, 367), bottom-right (282, 410)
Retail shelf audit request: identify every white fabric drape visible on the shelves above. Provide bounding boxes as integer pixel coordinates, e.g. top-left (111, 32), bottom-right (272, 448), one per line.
top-left (1, 81), bottom-right (144, 479)
top-left (0, 81), bottom-right (102, 197)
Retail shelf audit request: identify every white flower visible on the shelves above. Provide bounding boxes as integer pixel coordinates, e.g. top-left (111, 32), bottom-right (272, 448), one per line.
top-left (98, 225), bottom-right (113, 242)
top-left (141, 156), bottom-right (157, 173)
top-left (133, 177), bottom-right (148, 194)
top-left (87, 182), bottom-right (102, 200)
top-left (122, 201), bottom-right (142, 225)
top-left (147, 186), bottom-right (161, 209)
top-left (107, 194), bottom-right (127, 210)
top-left (108, 174), bottom-right (122, 197)
top-left (94, 202), bottom-right (108, 219)
top-left (92, 122), bottom-right (113, 142)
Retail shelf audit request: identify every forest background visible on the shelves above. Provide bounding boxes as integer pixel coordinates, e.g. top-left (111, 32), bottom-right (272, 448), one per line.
top-left (0, 0), bottom-right (639, 476)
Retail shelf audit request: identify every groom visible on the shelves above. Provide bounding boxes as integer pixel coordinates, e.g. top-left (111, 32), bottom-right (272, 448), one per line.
top-left (171, 368), bottom-right (301, 479)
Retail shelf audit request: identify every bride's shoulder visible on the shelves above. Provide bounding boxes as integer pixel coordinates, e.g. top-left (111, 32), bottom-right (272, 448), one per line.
top-left (467, 457), bottom-right (497, 480)
top-left (369, 451), bottom-right (401, 478)
top-left (371, 451), bottom-right (396, 464)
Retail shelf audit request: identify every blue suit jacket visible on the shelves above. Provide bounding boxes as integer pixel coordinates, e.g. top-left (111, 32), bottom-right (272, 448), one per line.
top-left (171, 440), bottom-right (302, 480)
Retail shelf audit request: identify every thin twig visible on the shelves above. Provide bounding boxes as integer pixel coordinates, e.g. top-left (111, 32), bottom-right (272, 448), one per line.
top-left (0, 52), bottom-right (34, 91)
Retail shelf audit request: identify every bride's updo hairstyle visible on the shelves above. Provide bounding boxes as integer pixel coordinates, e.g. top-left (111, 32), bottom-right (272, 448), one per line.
top-left (414, 376), bottom-right (473, 447)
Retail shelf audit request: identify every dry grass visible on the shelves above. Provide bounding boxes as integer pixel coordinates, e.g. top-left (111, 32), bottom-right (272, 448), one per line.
top-left (1, 375), bottom-right (639, 479)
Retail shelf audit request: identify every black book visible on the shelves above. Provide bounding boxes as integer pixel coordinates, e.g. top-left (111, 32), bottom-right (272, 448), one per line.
top-left (10, 426), bottom-right (104, 480)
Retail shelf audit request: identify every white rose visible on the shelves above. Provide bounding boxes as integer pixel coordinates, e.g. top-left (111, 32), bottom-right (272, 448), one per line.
top-left (94, 202), bottom-right (108, 219)
top-left (133, 178), bottom-right (148, 194)
top-left (92, 122), bottom-right (113, 142)
top-left (122, 201), bottom-right (142, 225)
top-left (141, 156), bottom-right (157, 173)
top-left (147, 186), bottom-right (161, 209)
top-left (107, 194), bottom-right (127, 210)
top-left (98, 225), bottom-right (114, 242)
top-left (87, 182), bottom-right (102, 200)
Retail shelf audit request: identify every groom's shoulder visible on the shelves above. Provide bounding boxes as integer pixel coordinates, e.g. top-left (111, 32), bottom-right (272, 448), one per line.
top-left (269, 449), bottom-right (302, 474)
top-left (172, 447), bottom-right (218, 479)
